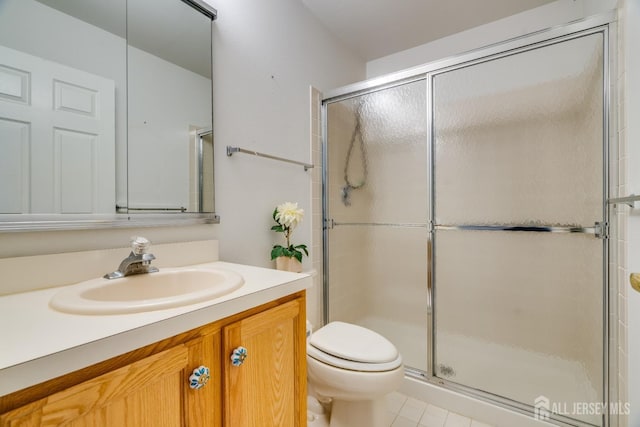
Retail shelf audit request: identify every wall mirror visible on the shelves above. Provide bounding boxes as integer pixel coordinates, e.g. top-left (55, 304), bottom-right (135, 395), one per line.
top-left (0, 0), bottom-right (218, 231)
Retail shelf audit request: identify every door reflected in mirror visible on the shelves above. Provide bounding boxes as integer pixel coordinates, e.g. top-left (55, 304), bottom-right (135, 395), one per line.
top-left (0, 0), bottom-right (215, 225)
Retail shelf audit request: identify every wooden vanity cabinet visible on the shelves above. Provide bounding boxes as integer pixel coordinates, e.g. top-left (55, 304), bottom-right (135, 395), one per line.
top-left (0, 291), bottom-right (306, 427)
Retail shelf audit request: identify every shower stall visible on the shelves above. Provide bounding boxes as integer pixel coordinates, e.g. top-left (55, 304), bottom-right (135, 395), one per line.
top-left (322, 15), bottom-right (614, 427)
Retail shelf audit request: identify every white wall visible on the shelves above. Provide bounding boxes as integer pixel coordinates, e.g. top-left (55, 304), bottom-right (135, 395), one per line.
top-left (127, 46), bottom-right (211, 210)
top-left (366, 0), bottom-right (617, 78)
top-left (209, 0), bottom-right (364, 270)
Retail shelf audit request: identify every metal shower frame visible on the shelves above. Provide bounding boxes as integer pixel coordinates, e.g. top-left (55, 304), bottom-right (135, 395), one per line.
top-left (321, 12), bottom-right (617, 427)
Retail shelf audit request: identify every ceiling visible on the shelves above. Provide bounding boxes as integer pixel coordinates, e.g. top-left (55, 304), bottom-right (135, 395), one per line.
top-left (300, 0), bottom-right (557, 61)
top-left (34, 0), bottom-right (557, 73)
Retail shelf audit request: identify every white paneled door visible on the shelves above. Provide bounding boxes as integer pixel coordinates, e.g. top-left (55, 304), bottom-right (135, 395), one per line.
top-left (0, 45), bottom-right (115, 214)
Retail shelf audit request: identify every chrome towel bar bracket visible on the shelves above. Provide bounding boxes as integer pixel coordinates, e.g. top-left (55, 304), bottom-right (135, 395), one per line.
top-left (607, 194), bottom-right (640, 208)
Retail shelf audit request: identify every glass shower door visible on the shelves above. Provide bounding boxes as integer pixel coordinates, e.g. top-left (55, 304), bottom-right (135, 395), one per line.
top-left (325, 79), bottom-right (429, 372)
top-left (431, 32), bottom-right (606, 426)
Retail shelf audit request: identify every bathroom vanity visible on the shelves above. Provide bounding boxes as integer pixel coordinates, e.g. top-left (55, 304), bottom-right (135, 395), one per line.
top-left (0, 259), bottom-right (310, 426)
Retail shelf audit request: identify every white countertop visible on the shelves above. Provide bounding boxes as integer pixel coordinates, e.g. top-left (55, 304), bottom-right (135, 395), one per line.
top-left (0, 261), bottom-right (311, 396)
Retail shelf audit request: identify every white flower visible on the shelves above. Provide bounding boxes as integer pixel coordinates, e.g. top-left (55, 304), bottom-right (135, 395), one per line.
top-left (275, 202), bottom-right (304, 229)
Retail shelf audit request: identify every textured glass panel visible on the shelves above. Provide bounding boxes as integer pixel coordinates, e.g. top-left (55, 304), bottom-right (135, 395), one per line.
top-left (328, 226), bottom-right (428, 371)
top-left (327, 79), bottom-right (428, 224)
top-left (433, 34), bottom-right (603, 227)
top-left (326, 79), bottom-right (429, 372)
top-left (434, 230), bottom-right (603, 425)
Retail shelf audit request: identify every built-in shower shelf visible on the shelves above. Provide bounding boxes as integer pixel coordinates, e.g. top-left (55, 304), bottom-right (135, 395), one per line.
top-left (607, 194), bottom-right (640, 208)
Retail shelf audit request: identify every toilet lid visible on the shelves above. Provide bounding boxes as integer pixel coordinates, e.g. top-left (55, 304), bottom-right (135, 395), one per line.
top-left (308, 321), bottom-right (399, 364)
top-left (307, 343), bottom-right (403, 372)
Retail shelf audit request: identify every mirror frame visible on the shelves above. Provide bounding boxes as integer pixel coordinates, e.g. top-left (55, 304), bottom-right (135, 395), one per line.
top-left (0, 0), bottom-right (219, 232)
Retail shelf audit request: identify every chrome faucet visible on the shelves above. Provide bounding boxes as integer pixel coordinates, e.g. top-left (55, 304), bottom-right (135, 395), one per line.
top-left (104, 237), bottom-right (159, 279)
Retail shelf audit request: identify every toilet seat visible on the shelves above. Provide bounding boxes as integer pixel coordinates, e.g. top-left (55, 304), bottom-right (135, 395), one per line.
top-left (308, 322), bottom-right (403, 372)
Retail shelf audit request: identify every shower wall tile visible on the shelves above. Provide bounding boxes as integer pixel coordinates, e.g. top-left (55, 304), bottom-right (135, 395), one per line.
top-left (619, 153), bottom-right (627, 186)
top-left (619, 128), bottom-right (627, 158)
top-left (618, 239), bottom-right (628, 270)
top-left (312, 116), bottom-right (319, 139)
top-left (619, 74), bottom-right (627, 133)
top-left (309, 86), bottom-right (323, 328)
top-left (616, 3), bottom-right (629, 425)
top-left (618, 346), bottom-right (628, 393)
top-left (618, 210), bottom-right (628, 242)
top-left (618, 294), bottom-right (627, 332)
top-left (619, 269), bottom-right (628, 300)
top-left (619, 373), bottom-right (628, 427)
top-left (619, 317), bottom-right (628, 353)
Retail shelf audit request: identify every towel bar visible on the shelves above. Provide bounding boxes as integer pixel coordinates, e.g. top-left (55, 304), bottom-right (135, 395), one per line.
top-left (226, 146), bottom-right (313, 171)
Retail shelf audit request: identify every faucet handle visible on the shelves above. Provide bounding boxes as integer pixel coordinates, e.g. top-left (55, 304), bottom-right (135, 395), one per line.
top-left (131, 236), bottom-right (152, 255)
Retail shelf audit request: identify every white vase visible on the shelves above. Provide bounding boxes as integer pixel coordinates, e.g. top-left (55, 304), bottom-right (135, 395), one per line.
top-left (275, 256), bottom-right (302, 273)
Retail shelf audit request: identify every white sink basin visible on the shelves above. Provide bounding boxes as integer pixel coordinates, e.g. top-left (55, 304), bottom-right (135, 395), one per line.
top-left (50, 267), bottom-right (244, 315)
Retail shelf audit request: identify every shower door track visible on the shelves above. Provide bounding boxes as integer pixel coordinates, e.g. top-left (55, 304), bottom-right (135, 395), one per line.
top-left (403, 365), bottom-right (603, 427)
top-left (405, 369), bottom-right (597, 427)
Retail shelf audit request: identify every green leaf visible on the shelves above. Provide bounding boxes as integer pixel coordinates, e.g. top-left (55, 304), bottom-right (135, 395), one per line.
top-left (283, 247), bottom-right (294, 258)
top-left (271, 225), bottom-right (284, 232)
top-left (294, 244), bottom-right (309, 256)
top-left (271, 245), bottom-right (284, 260)
top-left (272, 208), bottom-right (278, 221)
top-left (293, 251), bottom-right (303, 263)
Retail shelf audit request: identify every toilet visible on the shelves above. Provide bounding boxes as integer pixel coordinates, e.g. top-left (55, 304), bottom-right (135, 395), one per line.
top-left (307, 321), bottom-right (404, 427)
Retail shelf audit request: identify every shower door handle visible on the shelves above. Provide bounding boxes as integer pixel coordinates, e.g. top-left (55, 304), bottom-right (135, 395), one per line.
top-left (435, 224), bottom-right (601, 235)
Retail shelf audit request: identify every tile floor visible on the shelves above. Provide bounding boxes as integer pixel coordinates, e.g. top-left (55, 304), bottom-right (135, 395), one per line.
top-left (387, 392), bottom-right (495, 427)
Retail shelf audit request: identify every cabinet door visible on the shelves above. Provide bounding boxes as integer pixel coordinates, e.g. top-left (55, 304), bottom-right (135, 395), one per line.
top-left (1, 346), bottom-right (188, 426)
top-left (1, 339), bottom-right (220, 427)
top-left (185, 332), bottom-right (221, 427)
top-left (223, 299), bottom-right (306, 427)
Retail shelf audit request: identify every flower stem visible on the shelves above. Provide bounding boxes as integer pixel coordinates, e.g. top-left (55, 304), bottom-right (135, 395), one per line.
top-left (285, 227), bottom-right (291, 248)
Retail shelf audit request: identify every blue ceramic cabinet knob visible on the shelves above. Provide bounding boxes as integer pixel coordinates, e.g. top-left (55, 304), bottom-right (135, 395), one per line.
top-left (189, 365), bottom-right (210, 390)
top-left (231, 346), bottom-right (248, 366)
